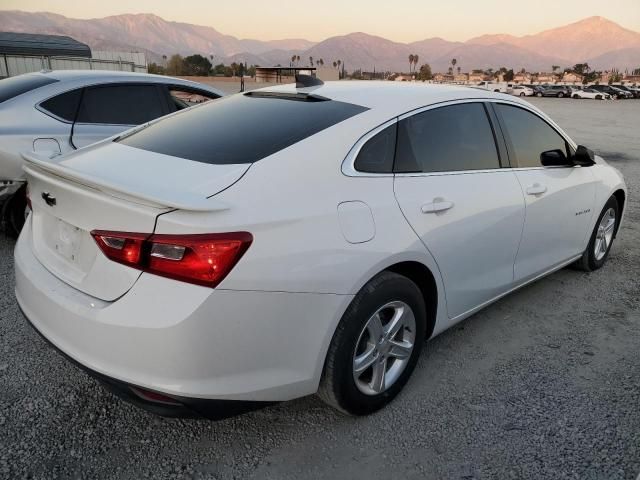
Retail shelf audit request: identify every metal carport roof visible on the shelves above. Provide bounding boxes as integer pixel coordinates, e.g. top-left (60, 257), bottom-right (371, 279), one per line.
top-left (0, 32), bottom-right (92, 58)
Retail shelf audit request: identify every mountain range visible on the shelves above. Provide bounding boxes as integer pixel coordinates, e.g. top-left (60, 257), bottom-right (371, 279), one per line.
top-left (1, 11), bottom-right (640, 72)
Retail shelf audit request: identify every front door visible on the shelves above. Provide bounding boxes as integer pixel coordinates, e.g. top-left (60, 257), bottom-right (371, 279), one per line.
top-left (493, 103), bottom-right (597, 282)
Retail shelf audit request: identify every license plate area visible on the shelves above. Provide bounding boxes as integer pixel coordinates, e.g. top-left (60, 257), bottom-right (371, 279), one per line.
top-left (55, 218), bottom-right (82, 263)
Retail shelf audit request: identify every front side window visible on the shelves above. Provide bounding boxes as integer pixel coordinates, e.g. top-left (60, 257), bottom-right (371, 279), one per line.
top-left (353, 123), bottom-right (397, 173)
top-left (77, 84), bottom-right (166, 125)
top-left (395, 103), bottom-right (500, 173)
top-left (496, 104), bottom-right (569, 168)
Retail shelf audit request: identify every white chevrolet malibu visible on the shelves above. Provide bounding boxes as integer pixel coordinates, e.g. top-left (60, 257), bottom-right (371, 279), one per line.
top-left (15, 80), bottom-right (626, 419)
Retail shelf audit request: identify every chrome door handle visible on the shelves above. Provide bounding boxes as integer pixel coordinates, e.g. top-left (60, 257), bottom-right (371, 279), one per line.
top-left (421, 197), bottom-right (454, 214)
top-left (526, 183), bottom-right (547, 195)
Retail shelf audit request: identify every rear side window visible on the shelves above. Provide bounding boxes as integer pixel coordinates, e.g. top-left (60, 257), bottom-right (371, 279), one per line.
top-left (0, 74), bottom-right (58, 104)
top-left (496, 104), bottom-right (569, 168)
top-left (77, 84), bottom-right (166, 125)
top-left (395, 103), bottom-right (500, 173)
top-left (354, 123), bottom-right (397, 173)
top-left (119, 93), bottom-right (368, 164)
top-left (168, 87), bottom-right (219, 111)
top-left (40, 89), bottom-right (82, 121)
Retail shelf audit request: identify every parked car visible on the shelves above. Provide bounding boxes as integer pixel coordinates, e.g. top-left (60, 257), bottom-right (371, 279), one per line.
top-left (0, 70), bottom-right (224, 236)
top-left (612, 85), bottom-right (640, 98)
top-left (536, 85), bottom-right (573, 98)
top-left (590, 84), bottom-right (632, 99)
top-left (524, 84), bottom-right (546, 96)
top-left (509, 85), bottom-right (534, 96)
top-left (572, 88), bottom-right (610, 100)
top-left (476, 81), bottom-right (508, 93)
top-left (16, 81), bottom-right (626, 419)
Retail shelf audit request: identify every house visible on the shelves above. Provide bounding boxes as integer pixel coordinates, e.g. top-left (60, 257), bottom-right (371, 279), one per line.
top-left (453, 73), bottom-right (469, 83)
top-left (433, 73), bottom-right (454, 83)
top-left (623, 74), bottom-right (640, 84)
top-left (394, 74), bottom-right (414, 82)
top-left (533, 73), bottom-right (556, 84)
top-left (468, 72), bottom-right (488, 83)
top-left (513, 72), bottom-right (532, 83)
top-left (562, 72), bottom-right (583, 84)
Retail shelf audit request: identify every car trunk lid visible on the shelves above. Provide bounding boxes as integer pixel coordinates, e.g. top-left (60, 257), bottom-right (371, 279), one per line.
top-left (22, 144), bottom-right (248, 301)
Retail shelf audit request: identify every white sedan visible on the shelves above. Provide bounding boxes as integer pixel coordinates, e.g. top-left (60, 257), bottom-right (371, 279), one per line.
top-left (15, 79), bottom-right (626, 419)
top-left (572, 88), bottom-right (611, 100)
top-left (0, 71), bottom-right (223, 236)
top-left (509, 85), bottom-right (534, 96)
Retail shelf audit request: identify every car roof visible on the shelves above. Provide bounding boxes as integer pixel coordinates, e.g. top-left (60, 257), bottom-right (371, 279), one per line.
top-left (8, 70), bottom-right (226, 99)
top-left (254, 81), bottom-right (528, 119)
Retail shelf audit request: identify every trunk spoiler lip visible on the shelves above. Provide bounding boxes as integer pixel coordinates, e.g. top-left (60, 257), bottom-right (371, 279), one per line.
top-left (21, 151), bottom-right (230, 212)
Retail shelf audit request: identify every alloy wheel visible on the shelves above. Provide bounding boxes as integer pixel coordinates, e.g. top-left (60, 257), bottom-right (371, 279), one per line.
top-left (352, 301), bottom-right (416, 395)
top-left (594, 208), bottom-right (616, 261)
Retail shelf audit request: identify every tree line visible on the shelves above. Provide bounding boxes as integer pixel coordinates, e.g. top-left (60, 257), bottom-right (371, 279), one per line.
top-left (148, 54), bottom-right (256, 77)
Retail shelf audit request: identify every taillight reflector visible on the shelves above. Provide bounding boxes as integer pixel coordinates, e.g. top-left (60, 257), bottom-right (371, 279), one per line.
top-left (91, 230), bottom-right (252, 288)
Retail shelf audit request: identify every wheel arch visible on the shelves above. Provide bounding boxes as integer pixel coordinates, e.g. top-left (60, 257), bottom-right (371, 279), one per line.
top-left (612, 189), bottom-right (626, 237)
top-left (384, 261), bottom-right (438, 339)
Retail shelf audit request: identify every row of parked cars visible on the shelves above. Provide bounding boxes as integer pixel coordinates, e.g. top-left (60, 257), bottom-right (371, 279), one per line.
top-left (508, 84), bottom-right (639, 99)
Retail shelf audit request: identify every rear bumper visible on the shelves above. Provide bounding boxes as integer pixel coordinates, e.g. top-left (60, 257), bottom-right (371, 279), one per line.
top-left (21, 307), bottom-right (273, 419)
top-left (15, 219), bottom-right (353, 404)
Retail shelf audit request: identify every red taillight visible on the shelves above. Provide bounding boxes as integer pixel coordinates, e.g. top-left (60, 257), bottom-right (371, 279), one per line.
top-left (91, 230), bottom-right (252, 288)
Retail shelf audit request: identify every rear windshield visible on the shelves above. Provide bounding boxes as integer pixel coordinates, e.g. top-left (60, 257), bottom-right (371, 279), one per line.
top-left (0, 74), bottom-right (58, 104)
top-left (118, 93), bottom-right (368, 164)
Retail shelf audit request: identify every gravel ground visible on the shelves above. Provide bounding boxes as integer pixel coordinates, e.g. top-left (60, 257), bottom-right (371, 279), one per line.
top-left (1, 98), bottom-right (639, 480)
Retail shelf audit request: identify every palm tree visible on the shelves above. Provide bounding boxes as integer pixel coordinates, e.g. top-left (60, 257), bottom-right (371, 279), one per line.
top-left (309, 56), bottom-right (314, 66)
top-left (451, 58), bottom-right (457, 72)
top-left (413, 54), bottom-right (419, 72)
top-left (296, 55), bottom-right (301, 65)
top-left (408, 54), bottom-right (414, 73)
top-left (291, 55), bottom-right (296, 66)
top-left (333, 61), bottom-right (337, 68)
top-left (162, 54), bottom-right (167, 65)
top-left (457, 66), bottom-right (461, 75)
top-left (448, 66), bottom-right (453, 75)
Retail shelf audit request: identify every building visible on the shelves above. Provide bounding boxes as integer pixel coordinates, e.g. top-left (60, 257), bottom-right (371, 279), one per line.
top-left (533, 73), bottom-right (556, 84)
top-left (513, 72), bottom-right (532, 83)
top-left (453, 73), bottom-right (469, 83)
top-left (468, 72), bottom-right (488, 83)
top-left (254, 66), bottom-right (339, 83)
top-left (562, 72), bottom-right (583, 84)
top-left (433, 73), bottom-right (454, 83)
top-left (0, 32), bottom-right (147, 78)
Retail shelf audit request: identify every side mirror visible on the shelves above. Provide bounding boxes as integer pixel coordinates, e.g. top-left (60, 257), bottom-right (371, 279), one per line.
top-left (573, 145), bottom-right (595, 166)
top-left (540, 149), bottom-right (570, 167)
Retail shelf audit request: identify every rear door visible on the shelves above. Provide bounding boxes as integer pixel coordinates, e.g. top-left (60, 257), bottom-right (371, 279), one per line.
top-left (71, 83), bottom-right (169, 149)
top-left (393, 101), bottom-right (525, 319)
top-left (493, 103), bottom-right (596, 282)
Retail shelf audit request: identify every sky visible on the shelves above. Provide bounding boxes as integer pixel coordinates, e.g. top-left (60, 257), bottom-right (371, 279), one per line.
top-left (2, 0), bottom-right (639, 42)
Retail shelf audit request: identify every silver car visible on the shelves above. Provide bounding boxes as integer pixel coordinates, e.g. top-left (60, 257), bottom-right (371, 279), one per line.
top-left (0, 70), bottom-right (224, 235)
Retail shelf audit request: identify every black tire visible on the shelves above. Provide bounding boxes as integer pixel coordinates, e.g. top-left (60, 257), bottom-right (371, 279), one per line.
top-left (536, 92), bottom-right (543, 97)
top-left (573, 94), bottom-right (580, 99)
top-left (318, 271), bottom-right (426, 415)
top-left (519, 92), bottom-right (525, 97)
top-left (557, 92), bottom-right (564, 98)
top-left (574, 195), bottom-right (619, 272)
top-left (2, 186), bottom-right (28, 238)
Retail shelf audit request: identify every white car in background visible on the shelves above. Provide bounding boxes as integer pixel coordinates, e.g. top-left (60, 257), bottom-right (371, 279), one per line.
top-left (15, 80), bottom-right (626, 419)
top-left (572, 88), bottom-right (610, 100)
top-left (476, 81), bottom-right (508, 93)
top-left (0, 70), bottom-right (223, 236)
top-left (509, 85), bottom-right (534, 96)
